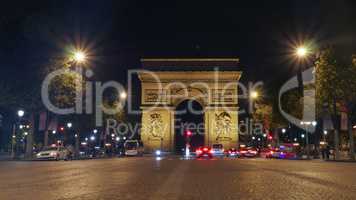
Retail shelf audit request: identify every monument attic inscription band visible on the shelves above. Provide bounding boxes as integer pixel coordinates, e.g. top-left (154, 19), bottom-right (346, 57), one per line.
top-left (138, 58), bottom-right (242, 153)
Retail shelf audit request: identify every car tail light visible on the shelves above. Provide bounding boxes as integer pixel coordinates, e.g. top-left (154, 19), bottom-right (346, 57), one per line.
top-left (203, 147), bottom-right (208, 151)
top-left (228, 151), bottom-right (232, 154)
top-left (241, 151), bottom-right (247, 154)
top-left (270, 151), bottom-right (274, 154)
top-left (209, 150), bottom-right (213, 154)
top-left (196, 150), bottom-right (202, 154)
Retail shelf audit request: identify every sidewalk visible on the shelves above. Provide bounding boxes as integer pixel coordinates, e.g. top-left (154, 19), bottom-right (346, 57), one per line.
top-left (322, 151), bottom-right (356, 163)
top-left (0, 153), bottom-right (12, 161)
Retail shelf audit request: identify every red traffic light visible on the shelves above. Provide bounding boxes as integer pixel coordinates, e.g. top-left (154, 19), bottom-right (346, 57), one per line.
top-left (268, 135), bottom-right (273, 140)
top-left (60, 127), bottom-right (64, 132)
top-left (186, 130), bottom-right (192, 136)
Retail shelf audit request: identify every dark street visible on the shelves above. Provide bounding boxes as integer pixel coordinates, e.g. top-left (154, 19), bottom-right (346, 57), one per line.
top-left (1, 157), bottom-right (356, 200)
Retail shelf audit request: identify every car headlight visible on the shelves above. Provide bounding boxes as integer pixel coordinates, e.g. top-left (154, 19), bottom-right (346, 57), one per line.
top-left (36, 153), bottom-right (41, 157)
top-left (155, 150), bottom-right (161, 156)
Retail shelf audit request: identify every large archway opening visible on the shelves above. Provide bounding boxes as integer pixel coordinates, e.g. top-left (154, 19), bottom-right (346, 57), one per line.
top-left (174, 100), bottom-right (205, 154)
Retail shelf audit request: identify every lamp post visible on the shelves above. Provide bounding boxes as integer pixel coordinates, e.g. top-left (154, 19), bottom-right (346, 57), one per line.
top-left (11, 110), bottom-right (25, 159)
top-left (323, 130), bottom-right (328, 143)
top-left (300, 121), bottom-right (317, 159)
top-left (249, 90), bottom-right (259, 137)
top-left (294, 45), bottom-right (311, 97)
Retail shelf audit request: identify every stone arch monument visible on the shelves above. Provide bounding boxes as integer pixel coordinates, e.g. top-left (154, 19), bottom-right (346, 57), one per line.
top-left (138, 58), bottom-right (242, 152)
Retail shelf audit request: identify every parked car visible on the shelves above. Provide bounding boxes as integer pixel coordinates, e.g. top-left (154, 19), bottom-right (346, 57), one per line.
top-left (36, 146), bottom-right (70, 161)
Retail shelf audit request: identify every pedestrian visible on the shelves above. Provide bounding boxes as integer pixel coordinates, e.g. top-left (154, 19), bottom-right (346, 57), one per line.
top-left (326, 145), bottom-right (331, 160)
top-left (321, 146), bottom-right (326, 160)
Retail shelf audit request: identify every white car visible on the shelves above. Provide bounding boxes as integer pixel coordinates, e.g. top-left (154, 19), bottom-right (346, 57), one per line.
top-left (36, 146), bottom-right (70, 160)
top-left (124, 140), bottom-right (144, 156)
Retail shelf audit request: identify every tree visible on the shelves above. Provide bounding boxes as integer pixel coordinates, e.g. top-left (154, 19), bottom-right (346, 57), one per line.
top-left (315, 47), bottom-right (356, 160)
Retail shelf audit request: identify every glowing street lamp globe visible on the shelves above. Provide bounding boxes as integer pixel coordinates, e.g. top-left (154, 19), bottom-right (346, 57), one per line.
top-left (73, 51), bottom-right (87, 63)
top-left (120, 91), bottom-right (127, 99)
top-left (17, 110), bottom-right (25, 117)
top-left (250, 91), bottom-right (258, 99)
top-left (296, 46), bottom-right (308, 58)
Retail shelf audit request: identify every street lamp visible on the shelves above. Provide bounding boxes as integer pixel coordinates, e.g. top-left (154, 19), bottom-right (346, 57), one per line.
top-left (12, 110), bottom-right (25, 159)
top-left (73, 50), bottom-right (87, 63)
top-left (282, 128), bottom-right (286, 133)
top-left (67, 122), bottom-right (73, 128)
top-left (300, 120), bottom-right (317, 160)
top-left (250, 91), bottom-right (259, 99)
top-left (120, 91), bottom-right (127, 99)
top-left (295, 46), bottom-right (309, 58)
top-left (17, 110), bottom-right (25, 118)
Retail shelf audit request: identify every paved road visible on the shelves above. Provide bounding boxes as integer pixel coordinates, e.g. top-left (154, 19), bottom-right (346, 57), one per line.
top-left (0, 157), bottom-right (356, 200)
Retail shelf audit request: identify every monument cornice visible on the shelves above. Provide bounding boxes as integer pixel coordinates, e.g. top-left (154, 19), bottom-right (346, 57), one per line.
top-left (138, 71), bottom-right (242, 82)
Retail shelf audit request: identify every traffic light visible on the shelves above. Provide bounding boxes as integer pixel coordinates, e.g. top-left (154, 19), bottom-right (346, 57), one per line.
top-left (60, 127), bottom-right (65, 132)
top-left (268, 134), bottom-right (273, 140)
top-left (186, 130), bottom-right (192, 137)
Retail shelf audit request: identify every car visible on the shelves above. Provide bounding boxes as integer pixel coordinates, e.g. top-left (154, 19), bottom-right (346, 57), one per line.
top-left (211, 144), bottom-right (224, 156)
top-left (36, 146), bottom-right (70, 161)
top-left (225, 148), bottom-right (240, 158)
top-left (239, 147), bottom-right (258, 158)
top-left (196, 147), bottom-right (213, 158)
top-left (279, 145), bottom-right (297, 159)
top-left (279, 151), bottom-right (297, 159)
top-left (265, 148), bottom-right (281, 159)
top-left (124, 140), bottom-right (144, 156)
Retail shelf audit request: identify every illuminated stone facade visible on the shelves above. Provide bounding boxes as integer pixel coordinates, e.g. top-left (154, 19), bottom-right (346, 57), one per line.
top-left (138, 59), bottom-right (242, 152)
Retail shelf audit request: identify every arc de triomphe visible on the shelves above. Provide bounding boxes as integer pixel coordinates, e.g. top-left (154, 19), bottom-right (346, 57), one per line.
top-left (138, 58), bottom-right (242, 152)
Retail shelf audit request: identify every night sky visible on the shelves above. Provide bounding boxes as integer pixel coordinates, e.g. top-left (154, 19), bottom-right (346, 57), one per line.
top-left (1, 0), bottom-right (355, 84)
top-left (0, 0), bottom-right (356, 113)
